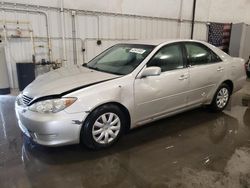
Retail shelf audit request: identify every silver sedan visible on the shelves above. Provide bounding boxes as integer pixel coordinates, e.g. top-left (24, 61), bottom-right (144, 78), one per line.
top-left (15, 39), bottom-right (246, 149)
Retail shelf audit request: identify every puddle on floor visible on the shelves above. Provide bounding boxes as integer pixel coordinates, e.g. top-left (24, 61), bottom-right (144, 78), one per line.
top-left (0, 81), bottom-right (250, 188)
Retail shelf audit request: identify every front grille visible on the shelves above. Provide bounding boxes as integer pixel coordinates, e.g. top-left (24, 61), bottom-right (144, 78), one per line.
top-left (22, 95), bottom-right (33, 106)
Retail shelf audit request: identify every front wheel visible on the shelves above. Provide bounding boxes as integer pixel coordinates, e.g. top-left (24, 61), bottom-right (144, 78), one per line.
top-left (209, 83), bottom-right (231, 112)
top-left (81, 104), bottom-right (126, 150)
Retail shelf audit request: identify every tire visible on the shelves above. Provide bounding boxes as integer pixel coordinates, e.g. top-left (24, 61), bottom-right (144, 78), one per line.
top-left (209, 83), bottom-right (231, 112)
top-left (81, 104), bottom-right (126, 150)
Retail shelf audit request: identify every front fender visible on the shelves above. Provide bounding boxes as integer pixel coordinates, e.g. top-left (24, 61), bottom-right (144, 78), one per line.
top-left (63, 76), bottom-right (134, 116)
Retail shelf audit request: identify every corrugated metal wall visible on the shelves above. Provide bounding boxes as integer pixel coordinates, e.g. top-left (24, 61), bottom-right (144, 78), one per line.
top-left (0, 5), bottom-right (208, 88)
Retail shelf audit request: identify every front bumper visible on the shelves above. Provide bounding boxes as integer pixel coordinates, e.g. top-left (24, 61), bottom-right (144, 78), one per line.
top-left (15, 102), bottom-right (87, 146)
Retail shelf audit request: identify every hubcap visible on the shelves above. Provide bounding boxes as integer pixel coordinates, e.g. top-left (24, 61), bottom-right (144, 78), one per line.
top-left (216, 88), bottom-right (229, 108)
top-left (92, 112), bottom-right (121, 144)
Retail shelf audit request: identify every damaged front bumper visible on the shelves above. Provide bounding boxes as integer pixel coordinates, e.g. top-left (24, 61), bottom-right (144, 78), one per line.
top-left (15, 102), bottom-right (87, 146)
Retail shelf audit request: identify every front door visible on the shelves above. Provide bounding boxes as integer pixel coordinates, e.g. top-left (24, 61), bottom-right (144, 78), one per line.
top-left (134, 43), bottom-right (189, 123)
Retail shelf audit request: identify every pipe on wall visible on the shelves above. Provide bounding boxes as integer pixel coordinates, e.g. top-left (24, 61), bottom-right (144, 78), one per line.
top-left (2, 18), bottom-right (14, 88)
top-left (60, 0), bottom-right (67, 66)
top-left (178, 0), bottom-right (184, 38)
top-left (7, 36), bottom-right (85, 63)
top-left (1, 1), bottom-right (209, 24)
top-left (190, 0), bottom-right (197, 39)
top-left (0, 7), bottom-right (52, 61)
top-left (71, 10), bottom-right (77, 65)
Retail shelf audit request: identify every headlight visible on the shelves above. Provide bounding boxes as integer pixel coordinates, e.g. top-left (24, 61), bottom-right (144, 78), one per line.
top-left (16, 93), bottom-right (23, 106)
top-left (28, 97), bottom-right (77, 113)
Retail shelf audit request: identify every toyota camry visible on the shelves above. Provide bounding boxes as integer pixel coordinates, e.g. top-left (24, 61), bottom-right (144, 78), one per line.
top-left (15, 39), bottom-right (246, 149)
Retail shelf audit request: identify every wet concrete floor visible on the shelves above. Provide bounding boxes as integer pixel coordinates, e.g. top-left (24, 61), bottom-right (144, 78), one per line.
top-left (0, 80), bottom-right (250, 188)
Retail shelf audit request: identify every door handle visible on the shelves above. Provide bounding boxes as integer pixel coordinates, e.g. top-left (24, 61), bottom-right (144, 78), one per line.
top-left (179, 74), bottom-right (188, 80)
top-left (217, 67), bottom-right (224, 71)
top-left (179, 75), bottom-right (185, 80)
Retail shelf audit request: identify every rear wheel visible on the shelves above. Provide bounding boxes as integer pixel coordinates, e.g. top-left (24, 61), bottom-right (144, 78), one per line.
top-left (81, 104), bottom-right (126, 150)
top-left (209, 83), bottom-right (231, 112)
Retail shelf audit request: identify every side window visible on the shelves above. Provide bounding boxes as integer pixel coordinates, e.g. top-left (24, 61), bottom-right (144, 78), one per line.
top-left (185, 43), bottom-right (221, 66)
top-left (147, 44), bottom-right (184, 72)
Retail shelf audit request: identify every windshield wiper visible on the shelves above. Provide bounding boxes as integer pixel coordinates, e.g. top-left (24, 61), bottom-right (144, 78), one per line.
top-left (82, 64), bottom-right (99, 70)
top-left (82, 64), bottom-right (124, 75)
top-left (88, 66), bottom-right (101, 71)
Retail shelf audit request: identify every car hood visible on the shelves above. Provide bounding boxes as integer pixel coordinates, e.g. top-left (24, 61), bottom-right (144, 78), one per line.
top-left (23, 65), bottom-right (119, 98)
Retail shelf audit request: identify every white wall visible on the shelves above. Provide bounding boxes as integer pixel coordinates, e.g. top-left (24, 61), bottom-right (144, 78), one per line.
top-left (5, 0), bottom-right (190, 18)
top-left (5, 0), bottom-right (250, 24)
top-left (208, 0), bottom-right (250, 24)
top-left (1, 0), bottom-right (250, 89)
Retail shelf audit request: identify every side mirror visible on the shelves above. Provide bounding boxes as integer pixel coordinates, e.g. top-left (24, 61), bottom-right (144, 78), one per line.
top-left (140, 66), bottom-right (161, 78)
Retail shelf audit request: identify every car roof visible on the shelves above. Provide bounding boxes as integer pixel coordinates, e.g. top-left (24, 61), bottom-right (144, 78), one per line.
top-left (122, 39), bottom-right (206, 46)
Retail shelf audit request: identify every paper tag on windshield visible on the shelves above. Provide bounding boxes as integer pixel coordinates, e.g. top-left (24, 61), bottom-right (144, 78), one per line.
top-left (129, 48), bottom-right (146, 54)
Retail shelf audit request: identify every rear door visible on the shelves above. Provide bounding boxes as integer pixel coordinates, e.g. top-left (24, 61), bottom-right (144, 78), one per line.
top-left (184, 42), bottom-right (226, 106)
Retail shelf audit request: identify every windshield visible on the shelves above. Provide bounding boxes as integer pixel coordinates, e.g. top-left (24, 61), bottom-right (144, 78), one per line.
top-left (84, 44), bottom-right (155, 75)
